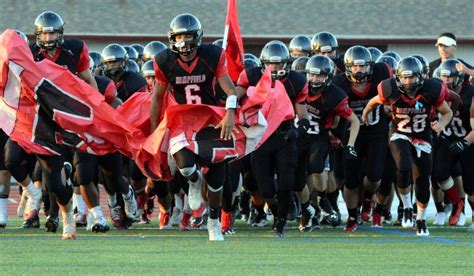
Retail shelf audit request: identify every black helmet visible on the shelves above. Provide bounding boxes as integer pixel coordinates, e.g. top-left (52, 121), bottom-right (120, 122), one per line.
top-left (212, 39), bottom-right (223, 48)
top-left (305, 55), bottom-right (336, 95)
top-left (141, 60), bottom-right (155, 77)
top-left (376, 55), bottom-right (398, 73)
top-left (395, 57), bottom-right (424, 97)
top-left (410, 54), bottom-right (430, 79)
top-left (291, 56), bottom-right (310, 73)
top-left (34, 11), bottom-right (64, 50)
top-left (168, 13), bottom-right (203, 55)
top-left (289, 35), bottom-right (312, 60)
top-left (89, 51), bottom-right (102, 72)
top-left (14, 30), bottom-right (29, 43)
top-left (101, 43), bottom-right (128, 77)
top-left (243, 53), bottom-right (261, 69)
top-left (127, 60), bottom-right (140, 74)
top-left (130, 44), bottom-right (145, 60)
top-left (123, 45), bottom-right (139, 62)
top-left (311, 32), bottom-right (338, 55)
top-left (367, 47), bottom-right (383, 62)
top-left (381, 51), bottom-right (401, 63)
top-left (143, 41), bottom-right (167, 62)
top-left (433, 59), bottom-right (465, 90)
top-left (260, 40), bottom-right (290, 80)
top-left (344, 45), bottom-right (373, 83)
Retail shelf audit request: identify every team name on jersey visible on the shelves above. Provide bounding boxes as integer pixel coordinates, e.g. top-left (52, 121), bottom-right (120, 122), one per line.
top-left (395, 107), bottom-right (427, 114)
top-left (350, 99), bottom-right (369, 108)
top-left (175, 74), bottom-right (207, 85)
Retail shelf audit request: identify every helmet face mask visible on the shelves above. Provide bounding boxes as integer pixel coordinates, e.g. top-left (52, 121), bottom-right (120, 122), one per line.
top-left (344, 46), bottom-right (373, 84)
top-left (101, 44), bottom-right (129, 78)
top-left (168, 13), bottom-right (203, 56)
top-left (34, 11), bottom-right (64, 51)
top-left (305, 55), bottom-right (335, 95)
top-left (260, 40), bottom-right (290, 80)
top-left (395, 57), bottom-right (425, 97)
top-left (434, 59), bottom-right (465, 90)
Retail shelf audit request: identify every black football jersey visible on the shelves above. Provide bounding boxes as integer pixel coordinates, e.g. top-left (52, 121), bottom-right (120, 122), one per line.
top-left (379, 78), bottom-right (446, 141)
top-left (306, 84), bottom-right (351, 135)
top-left (30, 39), bottom-right (88, 75)
top-left (115, 71), bottom-right (147, 102)
top-left (154, 44), bottom-right (225, 106)
top-left (440, 84), bottom-right (474, 140)
top-left (333, 62), bottom-right (392, 137)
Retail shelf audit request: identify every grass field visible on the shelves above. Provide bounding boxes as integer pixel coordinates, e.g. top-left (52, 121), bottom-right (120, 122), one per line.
top-left (0, 217), bottom-right (472, 275)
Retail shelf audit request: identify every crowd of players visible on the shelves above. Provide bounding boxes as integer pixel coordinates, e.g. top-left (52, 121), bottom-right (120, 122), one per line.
top-left (0, 10), bottom-right (473, 241)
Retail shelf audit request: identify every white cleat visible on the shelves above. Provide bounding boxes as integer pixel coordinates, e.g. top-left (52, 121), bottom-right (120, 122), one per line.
top-left (456, 213), bottom-right (466, 227)
top-left (187, 170), bottom-right (202, 211)
top-left (433, 212), bottom-right (447, 226)
top-left (207, 218), bottom-right (224, 241)
top-left (91, 216), bottom-right (110, 233)
top-left (123, 186), bottom-right (139, 220)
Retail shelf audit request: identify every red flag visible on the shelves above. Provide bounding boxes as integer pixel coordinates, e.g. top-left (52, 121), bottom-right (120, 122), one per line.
top-left (0, 29), bottom-right (294, 182)
top-left (135, 68), bottom-right (295, 180)
top-left (223, 0), bottom-right (245, 82)
top-left (0, 29), bottom-right (142, 156)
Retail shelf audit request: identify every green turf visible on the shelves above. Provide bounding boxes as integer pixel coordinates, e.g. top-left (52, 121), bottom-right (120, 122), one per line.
top-left (0, 218), bottom-right (472, 275)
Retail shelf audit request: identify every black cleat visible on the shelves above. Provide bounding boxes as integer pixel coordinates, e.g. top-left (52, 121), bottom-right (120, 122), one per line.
top-left (92, 223), bottom-right (110, 233)
top-left (45, 216), bottom-right (59, 233)
top-left (22, 214), bottom-right (40, 229)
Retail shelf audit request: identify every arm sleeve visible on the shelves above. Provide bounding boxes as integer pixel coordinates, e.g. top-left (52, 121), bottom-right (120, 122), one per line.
top-left (76, 41), bottom-right (90, 73)
top-left (215, 50), bottom-right (228, 78)
top-left (334, 96), bottom-right (352, 119)
top-left (153, 58), bottom-right (169, 86)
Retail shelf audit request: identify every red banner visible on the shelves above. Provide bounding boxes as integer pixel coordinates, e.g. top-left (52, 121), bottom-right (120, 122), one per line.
top-left (223, 0), bottom-right (245, 82)
top-left (0, 29), bottom-right (294, 181)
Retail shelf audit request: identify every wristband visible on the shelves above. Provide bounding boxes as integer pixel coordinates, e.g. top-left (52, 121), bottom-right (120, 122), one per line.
top-left (225, 95), bottom-right (237, 110)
